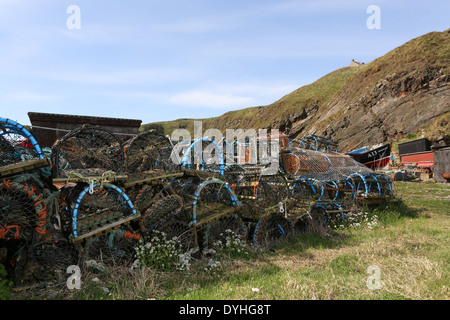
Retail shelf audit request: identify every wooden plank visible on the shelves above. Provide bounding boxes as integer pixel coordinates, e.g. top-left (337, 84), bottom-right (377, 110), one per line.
top-left (194, 207), bottom-right (237, 227)
top-left (237, 195), bottom-right (256, 200)
top-left (71, 213), bottom-right (141, 244)
top-left (52, 174), bottom-right (129, 184)
top-left (182, 169), bottom-right (218, 178)
top-left (0, 158), bottom-right (50, 178)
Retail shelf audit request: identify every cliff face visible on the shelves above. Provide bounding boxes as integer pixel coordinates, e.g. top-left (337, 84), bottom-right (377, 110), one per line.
top-left (303, 66), bottom-right (449, 151)
top-left (143, 29), bottom-right (450, 151)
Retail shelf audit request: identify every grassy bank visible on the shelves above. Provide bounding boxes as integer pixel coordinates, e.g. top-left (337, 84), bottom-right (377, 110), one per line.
top-left (10, 181), bottom-right (449, 300)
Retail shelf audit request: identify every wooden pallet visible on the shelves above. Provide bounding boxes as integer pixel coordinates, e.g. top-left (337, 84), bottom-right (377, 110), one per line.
top-left (71, 212), bottom-right (141, 244)
top-left (52, 174), bottom-right (129, 184)
top-left (0, 158), bottom-right (50, 178)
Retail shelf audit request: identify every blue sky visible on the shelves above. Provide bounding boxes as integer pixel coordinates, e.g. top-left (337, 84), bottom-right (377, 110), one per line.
top-left (0, 0), bottom-right (448, 126)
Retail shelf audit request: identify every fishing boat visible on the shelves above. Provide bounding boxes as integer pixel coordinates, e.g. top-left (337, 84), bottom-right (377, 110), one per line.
top-left (346, 143), bottom-right (391, 169)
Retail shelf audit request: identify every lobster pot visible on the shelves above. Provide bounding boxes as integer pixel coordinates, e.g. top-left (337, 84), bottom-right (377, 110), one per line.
top-left (372, 174), bottom-right (393, 197)
top-left (292, 135), bottom-right (338, 153)
top-left (191, 178), bottom-right (245, 251)
top-left (51, 126), bottom-right (124, 178)
top-left (253, 173), bottom-right (290, 217)
top-left (282, 149), bottom-right (332, 177)
top-left (222, 163), bottom-right (261, 185)
top-left (288, 177), bottom-right (321, 218)
top-left (66, 183), bottom-right (139, 243)
top-left (173, 177), bottom-right (200, 202)
top-left (346, 173), bottom-right (392, 198)
top-left (125, 131), bottom-right (176, 177)
top-left (139, 194), bottom-right (184, 236)
top-left (311, 202), bottom-right (346, 228)
top-left (316, 179), bottom-right (357, 204)
top-left (192, 179), bottom-right (240, 225)
top-left (0, 180), bottom-right (48, 241)
top-left (181, 138), bottom-right (225, 175)
top-left (129, 183), bottom-right (174, 214)
top-left (0, 118), bottom-right (44, 167)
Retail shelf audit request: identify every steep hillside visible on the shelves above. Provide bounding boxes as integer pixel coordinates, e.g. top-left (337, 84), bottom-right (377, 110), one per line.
top-left (141, 29), bottom-right (450, 152)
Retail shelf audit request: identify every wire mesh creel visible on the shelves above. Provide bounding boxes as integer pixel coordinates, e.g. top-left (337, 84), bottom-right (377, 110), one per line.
top-left (1, 118), bottom-right (44, 168)
top-left (51, 125), bottom-right (125, 178)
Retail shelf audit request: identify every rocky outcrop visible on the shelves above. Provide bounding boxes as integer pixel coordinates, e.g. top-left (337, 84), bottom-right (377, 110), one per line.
top-left (276, 66), bottom-right (449, 152)
top-left (322, 67), bottom-right (449, 151)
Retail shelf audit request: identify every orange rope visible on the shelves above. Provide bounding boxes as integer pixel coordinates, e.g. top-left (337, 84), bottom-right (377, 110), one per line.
top-left (28, 186), bottom-right (36, 198)
top-left (122, 230), bottom-right (141, 240)
top-left (35, 204), bottom-right (48, 234)
top-left (0, 224), bottom-right (21, 240)
top-left (32, 193), bottom-right (45, 207)
top-left (2, 179), bottom-right (11, 189)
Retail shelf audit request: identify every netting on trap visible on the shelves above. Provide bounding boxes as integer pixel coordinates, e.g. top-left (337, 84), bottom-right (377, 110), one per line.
top-left (201, 212), bottom-right (247, 252)
top-left (28, 237), bottom-right (79, 282)
top-left (293, 204), bottom-right (330, 235)
top-left (129, 182), bottom-right (174, 214)
top-left (139, 194), bottom-right (184, 237)
top-left (65, 182), bottom-right (139, 243)
top-left (0, 179), bottom-right (48, 241)
top-left (125, 130), bottom-right (177, 178)
top-left (292, 135), bottom-right (338, 153)
top-left (186, 178), bottom-right (244, 249)
top-left (346, 173), bottom-right (393, 198)
top-left (252, 172), bottom-right (290, 218)
top-left (82, 227), bottom-right (138, 264)
top-left (191, 178), bottom-right (241, 226)
top-left (172, 177), bottom-right (201, 201)
top-left (291, 177), bottom-right (357, 204)
top-left (281, 147), bottom-right (379, 180)
top-left (281, 148), bottom-right (333, 177)
top-left (181, 138), bottom-right (225, 175)
top-left (221, 163), bottom-right (261, 185)
top-left (252, 213), bottom-right (294, 247)
top-left (0, 118), bottom-right (44, 168)
top-left (51, 126), bottom-right (124, 178)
